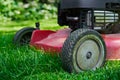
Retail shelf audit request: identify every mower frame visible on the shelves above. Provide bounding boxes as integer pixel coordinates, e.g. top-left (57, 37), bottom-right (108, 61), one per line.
top-left (13, 0), bottom-right (120, 73)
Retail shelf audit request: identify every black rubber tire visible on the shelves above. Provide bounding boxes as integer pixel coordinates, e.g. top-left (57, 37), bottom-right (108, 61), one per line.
top-left (13, 27), bottom-right (36, 46)
top-left (60, 29), bottom-right (106, 73)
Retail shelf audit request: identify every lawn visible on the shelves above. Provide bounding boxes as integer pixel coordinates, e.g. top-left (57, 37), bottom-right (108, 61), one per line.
top-left (0, 19), bottom-right (120, 80)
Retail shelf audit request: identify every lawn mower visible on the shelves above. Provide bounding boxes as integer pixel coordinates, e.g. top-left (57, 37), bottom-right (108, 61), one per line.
top-left (13, 0), bottom-right (120, 73)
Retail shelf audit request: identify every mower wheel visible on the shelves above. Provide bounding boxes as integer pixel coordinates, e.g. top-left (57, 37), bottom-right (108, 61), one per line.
top-left (60, 29), bottom-right (106, 73)
top-left (13, 27), bottom-right (36, 46)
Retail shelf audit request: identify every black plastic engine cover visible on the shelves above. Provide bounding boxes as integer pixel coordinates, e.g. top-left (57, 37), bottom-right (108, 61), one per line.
top-left (61, 0), bottom-right (120, 9)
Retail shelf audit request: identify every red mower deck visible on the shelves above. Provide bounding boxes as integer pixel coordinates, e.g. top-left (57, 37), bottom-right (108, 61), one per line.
top-left (30, 28), bottom-right (120, 60)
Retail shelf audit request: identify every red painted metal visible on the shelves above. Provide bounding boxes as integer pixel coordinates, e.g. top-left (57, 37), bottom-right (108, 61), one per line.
top-left (30, 29), bottom-right (71, 53)
top-left (30, 28), bottom-right (120, 60)
top-left (102, 34), bottom-right (120, 60)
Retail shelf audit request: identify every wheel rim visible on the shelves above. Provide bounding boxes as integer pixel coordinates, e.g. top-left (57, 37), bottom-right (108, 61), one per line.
top-left (73, 35), bottom-right (105, 72)
top-left (76, 39), bottom-right (100, 71)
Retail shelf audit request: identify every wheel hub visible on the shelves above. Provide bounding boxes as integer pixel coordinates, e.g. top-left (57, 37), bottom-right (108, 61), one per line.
top-left (86, 52), bottom-right (92, 59)
top-left (76, 39), bottom-right (100, 71)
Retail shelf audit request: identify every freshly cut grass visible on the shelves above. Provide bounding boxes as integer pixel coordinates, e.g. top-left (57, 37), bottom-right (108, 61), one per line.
top-left (0, 19), bottom-right (120, 80)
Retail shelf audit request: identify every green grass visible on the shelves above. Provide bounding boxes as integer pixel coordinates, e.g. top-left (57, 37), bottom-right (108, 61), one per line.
top-left (0, 19), bottom-right (120, 80)
top-left (0, 19), bottom-right (64, 32)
